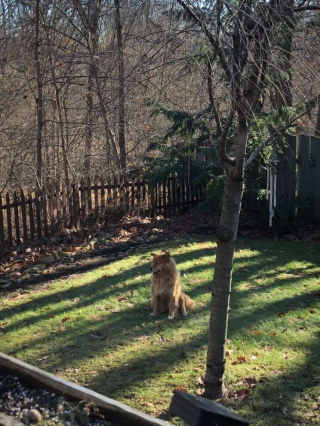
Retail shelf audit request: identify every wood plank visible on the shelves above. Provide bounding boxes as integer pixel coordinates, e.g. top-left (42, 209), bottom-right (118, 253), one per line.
top-left (186, 180), bottom-right (190, 210)
top-left (42, 186), bottom-right (49, 238)
top-left (176, 179), bottom-right (181, 214)
top-left (101, 177), bottom-right (106, 224)
top-left (180, 178), bottom-right (185, 214)
top-left (73, 179), bottom-right (80, 228)
top-left (6, 193), bottom-right (13, 246)
top-left (35, 189), bottom-right (42, 240)
top-left (162, 180), bottom-right (167, 217)
top-left (114, 177), bottom-right (118, 216)
top-left (68, 180), bottom-right (73, 228)
top-left (61, 182), bottom-right (67, 229)
top-left (56, 181), bottom-right (62, 232)
top-left (169, 390), bottom-right (249, 426)
top-left (94, 177), bottom-right (99, 224)
top-left (28, 189), bottom-right (35, 241)
top-left (48, 185), bottom-right (55, 234)
top-left (120, 175), bottom-right (125, 214)
top-left (13, 192), bottom-right (21, 245)
top-left (0, 352), bottom-right (171, 426)
top-left (172, 177), bottom-right (176, 215)
top-left (297, 135), bottom-right (312, 219)
top-left (131, 176), bottom-right (136, 215)
top-left (311, 136), bottom-right (320, 223)
top-left (20, 190), bottom-right (28, 244)
top-left (142, 178), bottom-right (146, 217)
top-left (87, 177), bottom-right (92, 215)
top-left (0, 196), bottom-right (5, 248)
top-left (136, 176), bottom-right (141, 215)
top-left (278, 135), bottom-right (296, 217)
top-left (107, 178), bottom-right (112, 213)
top-left (147, 182), bottom-right (152, 218)
top-left (167, 178), bottom-right (171, 216)
top-left (80, 178), bottom-right (86, 226)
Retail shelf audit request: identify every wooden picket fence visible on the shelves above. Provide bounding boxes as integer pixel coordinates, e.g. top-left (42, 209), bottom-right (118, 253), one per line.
top-left (0, 176), bottom-right (205, 249)
top-left (245, 134), bottom-right (320, 223)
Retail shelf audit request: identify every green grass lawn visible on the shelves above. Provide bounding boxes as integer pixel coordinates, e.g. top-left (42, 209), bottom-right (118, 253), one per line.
top-left (1, 237), bottom-right (320, 426)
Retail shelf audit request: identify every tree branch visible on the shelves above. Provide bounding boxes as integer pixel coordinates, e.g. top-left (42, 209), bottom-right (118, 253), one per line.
top-left (175, 0), bottom-right (232, 82)
top-left (207, 58), bottom-right (222, 135)
top-left (294, 5), bottom-right (320, 12)
top-left (219, 109), bottom-right (236, 165)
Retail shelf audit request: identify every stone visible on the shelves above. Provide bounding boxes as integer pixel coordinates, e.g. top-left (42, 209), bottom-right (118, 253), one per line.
top-left (89, 238), bottom-right (98, 247)
top-left (25, 248), bottom-right (32, 253)
top-left (40, 256), bottom-right (55, 265)
top-left (57, 251), bottom-right (74, 258)
top-left (9, 272), bottom-right (22, 280)
top-left (25, 264), bottom-right (46, 274)
top-left (0, 282), bottom-right (11, 289)
top-left (26, 409), bottom-right (42, 423)
top-left (0, 413), bottom-right (24, 425)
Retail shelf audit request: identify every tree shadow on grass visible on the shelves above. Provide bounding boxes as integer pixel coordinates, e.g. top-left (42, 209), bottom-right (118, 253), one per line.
top-left (2, 238), bottom-right (320, 425)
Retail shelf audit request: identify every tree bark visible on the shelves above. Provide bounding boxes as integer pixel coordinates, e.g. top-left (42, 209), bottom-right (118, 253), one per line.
top-left (34, 0), bottom-right (43, 188)
top-left (85, 68), bottom-right (94, 177)
top-left (204, 130), bottom-right (245, 399)
top-left (114, 0), bottom-right (126, 172)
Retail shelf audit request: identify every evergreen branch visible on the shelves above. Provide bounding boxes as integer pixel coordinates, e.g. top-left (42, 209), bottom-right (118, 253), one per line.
top-left (244, 99), bottom-right (318, 168)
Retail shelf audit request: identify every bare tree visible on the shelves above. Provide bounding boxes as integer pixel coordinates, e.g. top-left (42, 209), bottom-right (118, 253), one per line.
top-left (175, 0), bottom-right (320, 398)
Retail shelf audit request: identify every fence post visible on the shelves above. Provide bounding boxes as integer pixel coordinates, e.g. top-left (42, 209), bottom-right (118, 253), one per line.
top-left (311, 136), bottom-right (320, 223)
top-left (297, 135), bottom-right (312, 220)
top-left (73, 178), bottom-right (80, 228)
top-left (101, 177), bottom-right (106, 224)
top-left (28, 189), bottom-right (35, 241)
top-left (94, 177), bottom-right (99, 224)
top-left (20, 190), bottom-right (28, 244)
top-left (5, 193), bottom-right (13, 246)
top-left (35, 189), bottom-right (42, 240)
top-left (13, 192), bottom-right (21, 246)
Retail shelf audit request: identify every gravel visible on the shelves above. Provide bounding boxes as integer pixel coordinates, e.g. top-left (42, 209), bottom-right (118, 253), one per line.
top-left (0, 370), bottom-right (117, 425)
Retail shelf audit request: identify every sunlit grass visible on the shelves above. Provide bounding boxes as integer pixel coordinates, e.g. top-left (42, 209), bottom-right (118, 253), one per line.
top-left (0, 237), bottom-right (319, 425)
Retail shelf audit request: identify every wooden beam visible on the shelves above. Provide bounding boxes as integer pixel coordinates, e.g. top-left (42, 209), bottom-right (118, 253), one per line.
top-left (0, 352), bottom-right (171, 426)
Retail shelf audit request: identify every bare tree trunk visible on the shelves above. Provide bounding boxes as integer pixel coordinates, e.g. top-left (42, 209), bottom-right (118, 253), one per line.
top-left (34, 0), bottom-right (43, 188)
top-left (204, 129), bottom-right (245, 398)
top-left (85, 68), bottom-right (94, 177)
top-left (114, 0), bottom-right (126, 172)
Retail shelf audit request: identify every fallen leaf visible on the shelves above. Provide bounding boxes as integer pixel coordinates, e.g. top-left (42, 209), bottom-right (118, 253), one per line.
top-left (118, 296), bottom-right (128, 302)
top-left (244, 377), bottom-right (257, 386)
top-left (234, 388), bottom-right (249, 401)
top-left (176, 387), bottom-right (187, 392)
top-left (252, 330), bottom-right (263, 335)
top-left (195, 388), bottom-right (204, 395)
top-left (60, 316), bottom-right (70, 323)
top-left (270, 332), bottom-right (277, 336)
top-left (278, 312), bottom-right (286, 318)
top-left (305, 412), bottom-right (317, 418)
top-left (310, 309), bottom-right (316, 314)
